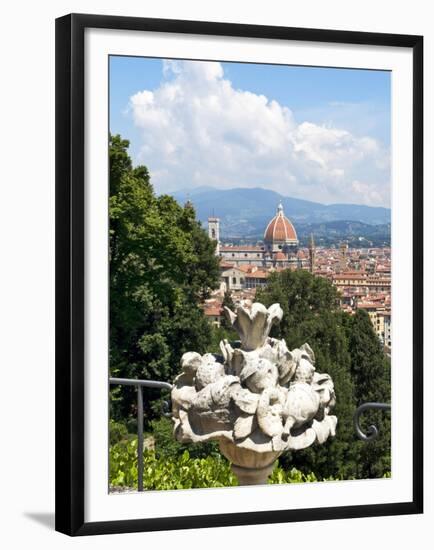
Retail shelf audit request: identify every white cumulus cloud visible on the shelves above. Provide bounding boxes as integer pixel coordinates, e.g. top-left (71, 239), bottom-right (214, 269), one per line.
top-left (128, 60), bottom-right (390, 206)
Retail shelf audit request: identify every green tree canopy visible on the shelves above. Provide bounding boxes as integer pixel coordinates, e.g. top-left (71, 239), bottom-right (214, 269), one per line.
top-left (257, 269), bottom-right (391, 479)
top-left (347, 310), bottom-right (391, 478)
top-left (109, 135), bottom-right (220, 422)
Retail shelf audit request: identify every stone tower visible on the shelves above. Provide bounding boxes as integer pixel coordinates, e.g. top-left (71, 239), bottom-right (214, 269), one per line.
top-left (309, 233), bottom-right (316, 274)
top-left (339, 241), bottom-right (349, 272)
top-left (208, 216), bottom-right (220, 255)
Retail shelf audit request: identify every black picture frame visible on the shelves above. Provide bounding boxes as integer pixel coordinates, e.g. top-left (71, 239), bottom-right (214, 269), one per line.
top-left (55, 13), bottom-right (423, 536)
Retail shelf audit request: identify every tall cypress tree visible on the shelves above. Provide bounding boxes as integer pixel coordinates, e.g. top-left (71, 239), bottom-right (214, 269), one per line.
top-left (276, 311), bottom-right (358, 479)
top-left (347, 310), bottom-right (391, 478)
top-left (257, 270), bottom-right (390, 480)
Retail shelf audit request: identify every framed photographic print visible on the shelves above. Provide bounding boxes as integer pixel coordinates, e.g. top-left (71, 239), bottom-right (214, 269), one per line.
top-left (55, 13), bottom-right (423, 536)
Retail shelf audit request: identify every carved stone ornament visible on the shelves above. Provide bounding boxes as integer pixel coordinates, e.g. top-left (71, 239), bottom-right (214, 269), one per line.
top-left (171, 301), bottom-right (337, 485)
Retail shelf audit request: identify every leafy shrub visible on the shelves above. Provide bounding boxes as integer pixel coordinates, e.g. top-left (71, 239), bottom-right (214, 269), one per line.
top-left (269, 467), bottom-right (318, 484)
top-left (109, 437), bottom-right (365, 490)
top-left (110, 437), bottom-right (141, 487)
top-left (150, 416), bottom-right (221, 460)
top-left (109, 419), bottom-right (130, 446)
top-left (110, 441), bottom-right (236, 490)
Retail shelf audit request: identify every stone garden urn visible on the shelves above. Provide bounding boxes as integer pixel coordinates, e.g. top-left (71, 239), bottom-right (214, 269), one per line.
top-left (171, 301), bottom-right (337, 485)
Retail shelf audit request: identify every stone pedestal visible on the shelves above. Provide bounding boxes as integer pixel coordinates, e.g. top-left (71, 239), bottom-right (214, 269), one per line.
top-left (219, 439), bottom-right (279, 486)
top-left (231, 462), bottom-right (276, 486)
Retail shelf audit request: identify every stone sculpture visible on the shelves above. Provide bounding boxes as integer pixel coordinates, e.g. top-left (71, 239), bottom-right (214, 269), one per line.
top-left (171, 301), bottom-right (337, 485)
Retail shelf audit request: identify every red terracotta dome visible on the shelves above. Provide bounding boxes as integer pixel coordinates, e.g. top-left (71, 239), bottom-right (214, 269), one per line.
top-left (264, 203), bottom-right (298, 244)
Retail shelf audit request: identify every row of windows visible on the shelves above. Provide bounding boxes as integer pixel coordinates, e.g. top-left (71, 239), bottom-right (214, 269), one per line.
top-left (245, 281), bottom-right (267, 288)
top-left (226, 253), bottom-right (263, 258)
top-left (228, 277), bottom-right (267, 288)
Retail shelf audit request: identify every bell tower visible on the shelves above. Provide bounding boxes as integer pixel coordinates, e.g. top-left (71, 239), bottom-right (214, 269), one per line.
top-left (339, 241), bottom-right (349, 272)
top-left (309, 233), bottom-right (316, 274)
top-left (208, 216), bottom-right (220, 255)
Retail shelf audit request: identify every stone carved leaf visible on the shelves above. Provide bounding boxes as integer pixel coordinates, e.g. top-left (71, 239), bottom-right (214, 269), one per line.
top-left (237, 303), bottom-right (266, 350)
top-left (223, 305), bottom-right (237, 327)
top-left (210, 375), bottom-right (240, 408)
top-left (264, 303), bottom-right (283, 338)
top-left (231, 386), bottom-right (259, 414)
top-left (271, 434), bottom-right (287, 452)
top-left (312, 415), bottom-right (338, 444)
top-left (224, 302), bottom-right (283, 351)
top-left (233, 413), bottom-right (257, 439)
top-left (219, 339), bottom-right (233, 364)
top-left (235, 427), bottom-right (273, 453)
top-left (257, 387), bottom-right (285, 438)
top-left (239, 353), bottom-right (259, 383)
top-left (171, 385), bottom-right (197, 417)
top-left (278, 353), bottom-right (296, 385)
top-left (300, 343), bottom-right (315, 364)
top-left (259, 338), bottom-right (296, 386)
top-left (230, 348), bottom-right (247, 377)
top-left (176, 409), bottom-right (233, 443)
top-left (285, 427), bottom-right (317, 450)
top-left (257, 342), bottom-right (275, 362)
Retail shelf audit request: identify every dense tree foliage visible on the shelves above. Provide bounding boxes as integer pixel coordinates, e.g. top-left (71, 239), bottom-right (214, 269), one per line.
top-left (220, 290), bottom-right (236, 331)
top-left (347, 310), bottom-right (391, 477)
top-left (109, 135), bottom-right (220, 422)
top-left (257, 269), bottom-right (391, 479)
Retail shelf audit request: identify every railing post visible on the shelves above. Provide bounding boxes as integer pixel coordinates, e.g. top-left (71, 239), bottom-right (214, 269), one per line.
top-left (137, 385), bottom-right (144, 492)
top-left (109, 377), bottom-right (173, 492)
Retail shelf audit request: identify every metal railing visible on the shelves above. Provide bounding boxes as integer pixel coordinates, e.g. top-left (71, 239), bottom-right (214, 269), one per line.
top-left (110, 377), bottom-right (390, 491)
top-left (353, 402), bottom-right (391, 441)
top-left (109, 377), bottom-right (173, 491)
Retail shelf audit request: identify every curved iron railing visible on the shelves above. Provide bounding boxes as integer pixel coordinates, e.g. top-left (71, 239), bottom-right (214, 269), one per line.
top-left (353, 402), bottom-right (391, 441)
top-left (109, 377), bottom-right (173, 491)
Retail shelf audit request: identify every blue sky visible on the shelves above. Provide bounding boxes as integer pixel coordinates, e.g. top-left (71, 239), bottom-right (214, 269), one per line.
top-left (110, 56), bottom-right (391, 206)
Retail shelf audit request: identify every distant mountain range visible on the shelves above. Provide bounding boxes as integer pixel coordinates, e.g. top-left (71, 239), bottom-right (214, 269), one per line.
top-left (170, 187), bottom-right (391, 242)
top-left (295, 220), bottom-right (391, 248)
